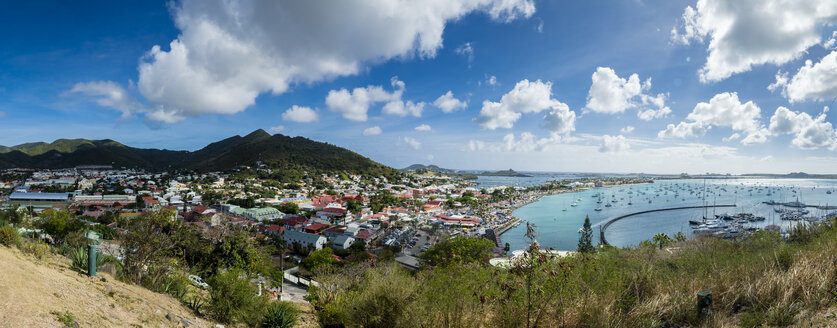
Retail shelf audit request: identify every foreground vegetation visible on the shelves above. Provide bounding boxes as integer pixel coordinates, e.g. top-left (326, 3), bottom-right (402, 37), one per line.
top-left (310, 220), bottom-right (837, 327)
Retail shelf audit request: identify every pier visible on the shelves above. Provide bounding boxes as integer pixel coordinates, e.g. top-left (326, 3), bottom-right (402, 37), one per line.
top-left (599, 205), bottom-right (736, 246)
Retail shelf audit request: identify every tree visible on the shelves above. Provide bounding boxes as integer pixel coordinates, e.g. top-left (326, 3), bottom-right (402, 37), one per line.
top-left (653, 233), bottom-right (672, 250)
top-left (120, 209), bottom-right (182, 283)
top-left (345, 199), bottom-right (361, 213)
top-left (39, 210), bottom-right (83, 246)
top-left (135, 195), bottom-right (145, 209)
top-left (302, 247), bottom-right (340, 271)
top-left (276, 202), bottom-right (299, 215)
top-left (577, 215), bottom-right (595, 253)
top-left (206, 269), bottom-right (268, 326)
top-left (504, 242), bottom-right (511, 252)
top-left (420, 236), bottom-right (494, 267)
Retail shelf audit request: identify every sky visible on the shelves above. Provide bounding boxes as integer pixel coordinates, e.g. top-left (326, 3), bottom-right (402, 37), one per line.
top-left (1, 0), bottom-right (837, 174)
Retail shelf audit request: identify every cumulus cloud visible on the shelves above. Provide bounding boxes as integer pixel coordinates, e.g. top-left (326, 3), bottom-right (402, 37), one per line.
top-left (487, 75), bottom-right (497, 86)
top-left (403, 136), bottom-right (422, 150)
top-left (415, 124), bottom-right (432, 132)
top-left (468, 132), bottom-right (564, 152)
top-left (585, 67), bottom-right (670, 120)
top-left (433, 91), bottom-right (467, 113)
top-left (268, 125), bottom-right (285, 134)
top-left (382, 100), bottom-right (425, 117)
top-left (658, 121), bottom-right (708, 139)
top-left (326, 77), bottom-right (421, 121)
top-left (768, 51), bottom-right (837, 103)
top-left (620, 126), bottom-right (635, 134)
top-left (362, 126), bottom-right (382, 136)
top-left (475, 79), bottom-right (575, 132)
top-left (599, 135), bottom-right (630, 153)
top-left (659, 92), bottom-right (768, 145)
top-left (769, 106), bottom-right (837, 150)
top-left (824, 31), bottom-right (837, 50)
top-left (89, 0), bottom-right (534, 122)
top-left (281, 105), bottom-right (318, 123)
top-left (671, 0), bottom-right (837, 82)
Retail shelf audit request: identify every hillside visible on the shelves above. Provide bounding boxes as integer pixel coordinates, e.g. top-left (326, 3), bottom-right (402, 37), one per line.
top-left (0, 246), bottom-right (215, 327)
top-left (477, 169), bottom-right (531, 177)
top-left (0, 130), bottom-right (399, 177)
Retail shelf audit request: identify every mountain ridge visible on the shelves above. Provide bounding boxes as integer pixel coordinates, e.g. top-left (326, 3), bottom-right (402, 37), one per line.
top-left (0, 130), bottom-right (398, 179)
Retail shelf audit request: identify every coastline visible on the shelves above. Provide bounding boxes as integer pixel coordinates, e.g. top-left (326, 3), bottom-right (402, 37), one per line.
top-left (497, 182), bottom-right (653, 237)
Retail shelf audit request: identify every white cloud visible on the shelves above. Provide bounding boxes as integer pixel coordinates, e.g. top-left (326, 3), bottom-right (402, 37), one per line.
top-left (475, 79), bottom-right (574, 131)
top-left (415, 124), bottom-right (432, 132)
top-left (585, 67), bottom-right (670, 120)
top-left (268, 125), bottom-right (285, 134)
top-left (126, 0), bottom-right (534, 122)
top-left (671, 0), bottom-right (837, 82)
top-left (487, 75), bottom-right (497, 86)
top-left (281, 105), bottom-right (319, 123)
top-left (326, 77), bottom-right (407, 121)
top-left (721, 133), bottom-right (740, 142)
top-left (769, 106), bottom-right (837, 150)
top-left (403, 136), bottom-right (422, 150)
top-left (455, 42), bottom-right (474, 63)
top-left (362, 126), bottom-right (382, 136)
top-left (433, 91), bottom-right (467, 113)
top-left (68, 81), bottom-right (146, 120)
top-left (382, 100), bottom-right (425, 117)
top-left (760, 155), bottom-right (773, 162)
top-left (658, 121), bottom-right (708, 139)
top-left (620, 126), bottom-right (635, 134)
top-left (769, 51), bottom-right (837, 103)
top-left (468, 132), bottom-right (564, 152)
top-left (659, 92), bottom-right (768, 145)
top-left (824, 31), bottom-right (837, 50)
top-left (599, 135), bottom-right (630, 153)
top-left (543, 102), bottom-right (576, 135)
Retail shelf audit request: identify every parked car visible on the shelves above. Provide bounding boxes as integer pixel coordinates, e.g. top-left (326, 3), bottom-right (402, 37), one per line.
top-left (188, 275), bottom-right (209, 289)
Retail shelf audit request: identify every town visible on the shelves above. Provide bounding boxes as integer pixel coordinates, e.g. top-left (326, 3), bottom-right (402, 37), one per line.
top-left (0, 164), bottom-right (650, 286)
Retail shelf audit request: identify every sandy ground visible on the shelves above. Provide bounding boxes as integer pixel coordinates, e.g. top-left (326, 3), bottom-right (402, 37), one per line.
top-left (0, 246), bottom-right (317, 327)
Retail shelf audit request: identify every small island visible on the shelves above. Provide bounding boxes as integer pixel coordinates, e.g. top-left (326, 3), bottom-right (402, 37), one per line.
top-left (477, 169), bottom-right (532, 177)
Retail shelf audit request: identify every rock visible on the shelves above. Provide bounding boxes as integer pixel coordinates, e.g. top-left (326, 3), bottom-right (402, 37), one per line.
top-left (180, 317), bottom-right (192, 327)
top-left (214, 325), bottom-right (225, 328)
top-left (166, 312), bottom-right (175, 321)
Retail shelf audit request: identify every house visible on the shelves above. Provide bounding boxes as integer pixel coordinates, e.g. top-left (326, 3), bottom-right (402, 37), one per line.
top-left (329, 235), bottom-right (355, 250)
top-left (302, 223), bottom-right (330, 234)
top-left (282, 230), bottom-right (327, 250)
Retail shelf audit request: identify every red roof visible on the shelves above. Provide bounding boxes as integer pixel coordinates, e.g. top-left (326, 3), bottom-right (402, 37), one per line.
top-left (303, 223), bottom-right (330, 233)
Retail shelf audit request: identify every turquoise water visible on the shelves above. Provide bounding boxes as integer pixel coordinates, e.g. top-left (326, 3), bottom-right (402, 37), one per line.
top-left (500, 179), bottom-right (837, 251)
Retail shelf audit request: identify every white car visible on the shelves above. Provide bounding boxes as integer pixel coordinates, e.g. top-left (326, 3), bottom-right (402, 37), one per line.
top-left (188, 275), bottom-right (209, 289)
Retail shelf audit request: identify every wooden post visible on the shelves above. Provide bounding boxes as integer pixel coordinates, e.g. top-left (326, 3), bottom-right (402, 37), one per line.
top-left (697, 289), bottom-right (712, 319)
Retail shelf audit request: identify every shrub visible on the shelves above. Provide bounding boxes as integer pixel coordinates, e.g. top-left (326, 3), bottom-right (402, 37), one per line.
top-left (53, 311), bottom-right (75, 327)
top-left (68, 247), bottom-right (105, 272)
top-left (0, 226), bottom-right (20, 247)
top-left (21, 240), bottom-right (50, 260)
top-left (262, 301), bottom-right (299, 328)
top-left (206, 270), bottom-right (267, 326)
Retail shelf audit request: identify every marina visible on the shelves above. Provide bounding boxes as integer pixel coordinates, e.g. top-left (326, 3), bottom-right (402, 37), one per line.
top-left (498, 178), bottom-right (837, 251)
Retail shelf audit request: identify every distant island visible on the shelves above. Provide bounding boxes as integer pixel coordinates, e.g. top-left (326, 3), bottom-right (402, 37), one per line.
top-left (477, 169), bottom-right (532, 177)
top-left (402, 164), bottom-right (478, 179)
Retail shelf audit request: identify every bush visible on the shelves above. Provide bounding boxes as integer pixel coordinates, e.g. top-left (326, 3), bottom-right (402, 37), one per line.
top-left (0, 226), bottom-right (20, 247)
top-left (68, 247), bottom-right (105, 272)
top-left (206, 270), bottom-right (267, 326)
top-left (21, 240), bottom-right (50, 260)
top-left (262, 301), bottom-right (299, 328)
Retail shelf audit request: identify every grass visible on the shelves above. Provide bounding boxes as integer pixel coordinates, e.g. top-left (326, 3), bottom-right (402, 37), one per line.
top-left (310, 219), bottom-right (837, 327)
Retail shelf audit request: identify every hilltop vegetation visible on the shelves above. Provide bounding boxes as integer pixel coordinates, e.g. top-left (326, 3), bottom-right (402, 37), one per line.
top-left (309, 220), bottom-right (837, 327)
top-left (0, 129), bottom-right (399, 180)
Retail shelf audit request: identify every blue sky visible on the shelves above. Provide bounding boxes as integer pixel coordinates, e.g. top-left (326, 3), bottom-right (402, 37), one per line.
top-left (1, 0), bottom-right (837, 174)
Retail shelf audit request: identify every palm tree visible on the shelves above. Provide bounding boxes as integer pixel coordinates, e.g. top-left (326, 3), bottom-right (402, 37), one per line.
top-left (652, 233), bottom-right (672, 249)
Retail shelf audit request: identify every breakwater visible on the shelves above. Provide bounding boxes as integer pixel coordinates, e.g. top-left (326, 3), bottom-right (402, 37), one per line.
top-left (599, 205), bottom-right (736, 246)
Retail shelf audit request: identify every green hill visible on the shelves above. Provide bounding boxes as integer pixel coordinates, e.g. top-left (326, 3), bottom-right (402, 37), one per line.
top-left (0, 130), bottom-right (399, 178)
